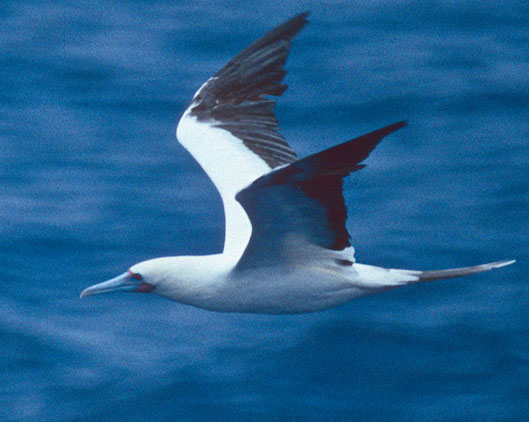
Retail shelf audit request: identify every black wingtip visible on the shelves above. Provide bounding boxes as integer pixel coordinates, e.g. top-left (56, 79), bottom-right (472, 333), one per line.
top-left (343, 120), bottom-right (408, 167)
top-left (285, 120), bottom-right (409, 179)
top-left (295, 11), bottom-right (311, 20)
top-left (285, 11), bottom-right (310, 24)
top-left (271, 11), bottom-right (310, 39)
top-left (378, 120), bottom-right (407, 137)
top-left (217, 11), bottom-right (310, 74)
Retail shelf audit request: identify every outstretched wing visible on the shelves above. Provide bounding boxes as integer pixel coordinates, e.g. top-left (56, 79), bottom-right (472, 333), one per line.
top-left (235, 122), bottom-right (407, 269)
top-left (176, 12), bottom-right (309, 256)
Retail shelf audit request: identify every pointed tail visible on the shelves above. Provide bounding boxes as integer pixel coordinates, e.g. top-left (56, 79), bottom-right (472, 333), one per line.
top-left (392, 259), bottom-right (515, 283)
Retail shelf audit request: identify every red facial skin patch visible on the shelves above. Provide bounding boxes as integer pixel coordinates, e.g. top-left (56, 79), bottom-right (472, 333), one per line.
top-left (127, 270), bottom-right (155, 293)
top-left (135, 282), bottom-right (156, 293)
top-left (127, 270), bottom-right (142, 280)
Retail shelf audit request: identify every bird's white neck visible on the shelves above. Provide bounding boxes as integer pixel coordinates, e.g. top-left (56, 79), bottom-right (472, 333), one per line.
top-left (133, 255), bottom-right (234, 310)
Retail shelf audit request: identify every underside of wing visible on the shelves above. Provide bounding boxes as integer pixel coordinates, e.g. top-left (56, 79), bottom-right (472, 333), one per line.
top-left (177, 12), bottom-right (309, 196)
top-left (235, 122), bottom-right (407, 269)
top-left (176, 12), bottom-right (309, 257)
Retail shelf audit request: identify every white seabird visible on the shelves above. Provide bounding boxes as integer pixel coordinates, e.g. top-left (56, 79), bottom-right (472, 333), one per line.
top-left (80, 12), bottom-right (514, 314)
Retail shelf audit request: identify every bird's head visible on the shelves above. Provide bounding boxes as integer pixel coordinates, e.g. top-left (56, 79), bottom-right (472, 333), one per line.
top-left (80, 256), bottom-right (214, 307)
top-left (80, 259), bottom-right (168, 299)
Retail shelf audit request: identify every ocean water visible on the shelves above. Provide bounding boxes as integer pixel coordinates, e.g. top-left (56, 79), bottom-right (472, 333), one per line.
top-left (1, 1), bottom-right (528, 420)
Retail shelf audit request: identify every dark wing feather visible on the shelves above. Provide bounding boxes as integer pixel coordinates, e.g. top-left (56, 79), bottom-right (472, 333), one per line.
top-left (189, 12), bottom-right (309, 168)
top-left (235, 122), bottom-right (407, 268)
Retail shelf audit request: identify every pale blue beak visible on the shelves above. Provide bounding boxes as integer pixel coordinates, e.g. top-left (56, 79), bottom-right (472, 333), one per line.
top-left (80, 272), bottom-right (138, 298)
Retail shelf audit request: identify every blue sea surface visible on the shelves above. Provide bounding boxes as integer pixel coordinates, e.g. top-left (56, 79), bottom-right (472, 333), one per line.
top-left (1, 1), bottom-right (528, 420)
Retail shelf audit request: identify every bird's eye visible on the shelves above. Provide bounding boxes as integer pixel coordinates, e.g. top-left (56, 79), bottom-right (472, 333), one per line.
top-left (128, 271), bottom-right (142, 281)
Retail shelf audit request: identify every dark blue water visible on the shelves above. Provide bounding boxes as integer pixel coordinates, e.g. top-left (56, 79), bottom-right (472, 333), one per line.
top-left (2, 1), bottom-right (528, 420)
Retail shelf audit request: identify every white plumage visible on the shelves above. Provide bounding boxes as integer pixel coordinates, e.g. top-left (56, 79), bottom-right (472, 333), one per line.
top-left (80, 12), bottom-right (514, 314)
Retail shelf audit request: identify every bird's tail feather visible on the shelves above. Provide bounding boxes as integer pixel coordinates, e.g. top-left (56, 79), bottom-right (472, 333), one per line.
top-left (391, 259), bottom-right (515, 283)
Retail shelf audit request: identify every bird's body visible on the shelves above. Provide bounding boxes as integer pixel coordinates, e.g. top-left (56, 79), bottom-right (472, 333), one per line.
top-left (128, 254), bottom-right (417, 314)
top-left (80, 12), bottom-right (514, 314)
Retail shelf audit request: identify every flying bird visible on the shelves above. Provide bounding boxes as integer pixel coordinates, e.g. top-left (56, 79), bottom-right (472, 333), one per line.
top-left (80, 12), bottom-right (514, 314)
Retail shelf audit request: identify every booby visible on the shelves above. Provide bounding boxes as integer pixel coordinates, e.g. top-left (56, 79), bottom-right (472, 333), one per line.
top-left (80, 12), bottom-right (514, 314)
